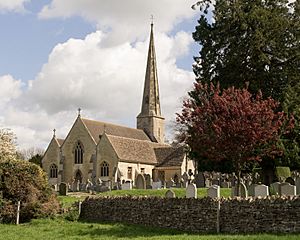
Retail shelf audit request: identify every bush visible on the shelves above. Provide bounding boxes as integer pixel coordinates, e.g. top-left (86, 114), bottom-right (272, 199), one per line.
top-left (275, 167), bottom-right (291, 179)
top-left (0, 158), bottom-right (60, 223)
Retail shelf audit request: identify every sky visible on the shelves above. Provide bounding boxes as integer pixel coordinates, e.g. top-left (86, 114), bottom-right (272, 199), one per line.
top-left (0, 0), bottom-right (201, 150)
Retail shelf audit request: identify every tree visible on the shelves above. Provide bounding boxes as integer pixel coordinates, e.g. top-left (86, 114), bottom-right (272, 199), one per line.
top-left (279, 82), bottom-right (300, 169)
top-left (192, 0), bottom-right (300, 102)
top-left (177, 82), bottom-right (290, 193)
top-left (0, 128), bottom-right (17, 161)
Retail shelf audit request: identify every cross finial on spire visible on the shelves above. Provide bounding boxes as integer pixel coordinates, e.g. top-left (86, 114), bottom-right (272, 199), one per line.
top-left (150, 15), bottom-right (154, 25)
top-left (78, 108), bottom-right (81, 117)
top-left (53, 129), bottom-right (56, 137)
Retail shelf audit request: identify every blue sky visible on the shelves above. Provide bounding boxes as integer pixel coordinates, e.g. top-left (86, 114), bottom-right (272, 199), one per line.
top-left (0, 0), bottom-right (200, 149)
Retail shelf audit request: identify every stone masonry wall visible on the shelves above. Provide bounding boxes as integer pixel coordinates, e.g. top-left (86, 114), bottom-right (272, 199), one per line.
top-left (80, 196), bottom-right (300, 233)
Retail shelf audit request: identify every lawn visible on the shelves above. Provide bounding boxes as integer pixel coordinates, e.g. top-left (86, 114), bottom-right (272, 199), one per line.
top-left (97, 187), bottom-right (231, 198)
top-left (58, 188), bottom-right (231, 206)
top-left (0, 218), bottom-right (299, 240)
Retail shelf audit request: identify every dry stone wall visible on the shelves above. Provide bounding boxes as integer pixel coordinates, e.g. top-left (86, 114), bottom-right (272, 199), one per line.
top-left (80, 196), bottom-right (300, 233)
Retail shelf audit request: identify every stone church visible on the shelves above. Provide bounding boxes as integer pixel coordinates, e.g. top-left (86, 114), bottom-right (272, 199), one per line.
top-left (42, 24), bottom-right (195, 187)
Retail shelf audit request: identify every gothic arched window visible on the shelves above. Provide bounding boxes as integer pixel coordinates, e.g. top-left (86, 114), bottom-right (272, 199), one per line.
top-left (74, 141), bottom-right (84, 164)
top-left (100, 161), bottom-right (109, 177)
top-left (50, 164), bottom-right (58, 178)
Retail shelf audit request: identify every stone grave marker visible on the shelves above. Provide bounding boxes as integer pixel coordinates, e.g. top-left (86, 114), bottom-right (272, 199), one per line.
top-left (166, 179), bottom-right (175, 188)
top-left (194, 172), bottom-right (205, 188)
top-left (279, 182), bottom-right (290, 195)
top-left (296, 177), bottom-right (300, 195)
top-left (231, 182), bottom-right (248, 198)
top-left (285, 177), bottom-right (295, 185)
top-left (144, 174), bottom-right (152, 189)
top-left (186, 183), bottom-right (197, 198)
top-left (136, 174), bottom-right (146, 189)
top-left (281, 183), bottom-right (296, 196)
top-left (165, 189), bottom-right (176, 198)
top-left (152, 181), bottom-right (162, 189)
top-left (248, 184), bottom-right (258, 197)
top-left (207, 185), bottom-right (220, 198)
top-left (59, 182), bottom-right (68, 196)
top-left (254, 184), bottom-right (269, 197)
top-left (270, 182), bottom-right (281, 195)
top-left (121, 182), bottom-right (132, 190)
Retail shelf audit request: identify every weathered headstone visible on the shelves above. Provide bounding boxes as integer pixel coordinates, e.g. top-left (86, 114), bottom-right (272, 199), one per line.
top-left (136, 174), bottom-right (146, 189)
top-left (279, 182), bottom-right (290, 195)
top-left (231, 182), bottom-right (248, 198)
top-left (166, 179), bottom-right (175, 188)
top-left (296, 177), bottom-right (300, 195)
top-left (152, 181), bottom-right (162, 189)
top-left (194, 172), bottom-right (205, 188)
top-left (281, 183), bottom-right (296, 196)
top-left (182, 172), bottom-right (189, 187)
top-left (254, 184), bottom-right (269, 197)
top-left (248, 184), bottom-right (258, 197)
top-left (285, 177), bottom-right (295, 185)
top-left (165, 189), bottom-right (176, 198)
top-left (207, 185), bottom-right (220, 198)
top-left (270, 182), bottom-right (281, 195)
top-left (121, 182), bottom-right (132, 190)
top-left (220, 181), bottom-right (230, 188)
top-left (186, 183), bottom-right (197, 198)
top-left (144, 174), bottom-right (152, 189)
top-left (59, 182), bottom-right (68, 196)
top-left (212, 178), bottom-right (220, 186)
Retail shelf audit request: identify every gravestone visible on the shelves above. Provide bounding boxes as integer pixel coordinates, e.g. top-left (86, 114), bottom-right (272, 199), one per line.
top-left (152, 181), bottom-right (162, 189)
top-left (144, 174), bottom-right (152, 189)
top-left (135, 174), bottom-right (146, 189)
top-left (165, 189), bottom-right (176, 198)
top-left (220, 181), bottom-right (230, 188)
top-left (270, 182), bottom-right (281, 195)
top-left (285, 177), bottom-right (295, 185)
top-left (194, 172), bottom-right (205, 188)
top-left (212, 178), bottom-right (220, 186)
top-left (296, 177), bottom-right (300, 195)
top-left (121, 182), bottom-right (132, 190)
top-left (254, 184), bottom-right (269, 197)
top-left (59, 182), bottom-right (68, 196)
top-left (207, 185), bottom-right (220, 198)
top-left (231, 182), bottom-right (248, 198)
top-left (186, 183), bottom-right (197, 198)
top-left (281, 183), bottom-right (296, 196)
top-left (182, 172), bottom-right (189, 187)
top-left (86, 179), bottom-right (93, 193)
top-left (166, 179), bottom-right (175, 188)
top-left (248, 184), bottom-right (258, 197)
top-left (279, 182), bottom-right (290, 195)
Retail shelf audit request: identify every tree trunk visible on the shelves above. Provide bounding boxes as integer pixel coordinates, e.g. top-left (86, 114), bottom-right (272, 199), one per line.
top-left (236, 161), bottom-right (241, 196)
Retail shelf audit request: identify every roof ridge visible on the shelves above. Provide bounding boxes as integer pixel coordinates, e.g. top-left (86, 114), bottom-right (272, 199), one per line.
top-left (81, 118), bottom-right (144, 132)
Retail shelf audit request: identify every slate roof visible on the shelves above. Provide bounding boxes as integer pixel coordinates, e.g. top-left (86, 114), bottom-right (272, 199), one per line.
top-left (106, 134), bottom-right (185, 167)
top-left (155, 146), bottom-right (186, 167)
top-left (81, 118), bottom-right (150, 143)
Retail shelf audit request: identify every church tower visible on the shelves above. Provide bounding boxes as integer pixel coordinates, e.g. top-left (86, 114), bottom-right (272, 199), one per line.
top-left (137, 23), bottom-right (165, 143)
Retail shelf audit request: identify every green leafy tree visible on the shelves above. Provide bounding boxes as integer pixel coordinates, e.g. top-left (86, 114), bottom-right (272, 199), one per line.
top-left (280, 82), bottom-right (300, 169)
top-left (192, 0), bottom-right (300, 102)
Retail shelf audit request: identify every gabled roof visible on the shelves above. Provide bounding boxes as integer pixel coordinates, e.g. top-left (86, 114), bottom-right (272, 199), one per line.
top-left (155, 146), bottom-right (186, 168)
top-left (81, 118), bottom-right (150, 143)
top-left (106, 134), bottom-right (169, 164)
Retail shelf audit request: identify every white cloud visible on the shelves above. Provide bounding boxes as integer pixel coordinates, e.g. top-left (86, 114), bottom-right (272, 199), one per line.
top-left (0, 75), bottom-right (22, 105)
top-left (1, 29), bottom-right (194, 150)
top-left (0, 0), bottom-right (29, 12)
top-left (39, 0), bottom-right (197, 45)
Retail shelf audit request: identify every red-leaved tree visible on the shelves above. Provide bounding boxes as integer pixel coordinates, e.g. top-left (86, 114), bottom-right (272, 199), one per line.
top-left (177, 83), bottom-right (292, 193)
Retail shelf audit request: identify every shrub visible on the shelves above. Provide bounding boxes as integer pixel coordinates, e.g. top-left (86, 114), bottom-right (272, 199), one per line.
top-left (0, 158), bottom-right (60, 223)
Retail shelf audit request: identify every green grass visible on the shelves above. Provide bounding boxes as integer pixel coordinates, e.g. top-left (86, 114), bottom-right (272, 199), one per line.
top-left (0, 218), bottom-right (299, 240)
top-left (97, 188), bottom-right (231, 198)
top-left (57, 195), bottom-right (86, 208)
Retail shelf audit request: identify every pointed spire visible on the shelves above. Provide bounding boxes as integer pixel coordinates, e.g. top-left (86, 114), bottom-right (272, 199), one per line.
top-left (139, 22), bottom-right (162, 117)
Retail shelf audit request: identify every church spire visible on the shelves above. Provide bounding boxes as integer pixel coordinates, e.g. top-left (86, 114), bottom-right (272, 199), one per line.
top-left (137, 23), bottom-right (165, 143)
top-left (139, 22), bottom-right (162, 117)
